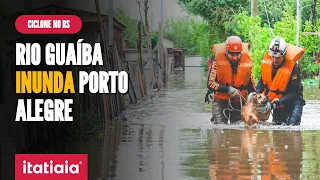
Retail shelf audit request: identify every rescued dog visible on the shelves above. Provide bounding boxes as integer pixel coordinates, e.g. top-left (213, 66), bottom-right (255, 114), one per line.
top-left (241, 93), bottom-right (272, 126)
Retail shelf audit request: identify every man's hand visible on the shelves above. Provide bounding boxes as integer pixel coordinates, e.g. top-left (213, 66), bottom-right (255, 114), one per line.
top-left (256, 99), bottom-right (281, 113)
top-left (272, 98), bottom-right (280, 103)
top-left (271, 98), bottom-right (282, 108)
top-left (256, 102), bottom-right (273, 113)
top-left (228, 86), bottom-right (241, 98)
top-left (247, 92), bottom-right (257, 102)
top-left (204, 90), bottom-right (214, 104)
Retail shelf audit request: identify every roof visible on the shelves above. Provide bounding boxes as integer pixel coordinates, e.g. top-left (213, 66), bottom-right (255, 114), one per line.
top-left (0, 4), bottom-right (126, 30)
top-left (163, 36), bottom-right (174, 42)
top-left (173, 48), bottom-right (187, 53)
top-left (173, 48), bottom-right (187, 51)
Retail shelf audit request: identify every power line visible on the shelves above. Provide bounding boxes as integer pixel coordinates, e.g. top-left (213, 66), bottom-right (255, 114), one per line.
top-left (263, 0), bottom-right (276, 37)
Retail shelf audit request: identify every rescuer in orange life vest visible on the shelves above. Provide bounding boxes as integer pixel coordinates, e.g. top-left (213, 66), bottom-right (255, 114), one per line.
top-left (207, 36), bottom-right (256, 124)
top-left (248, 37), bottom-right (306, 126)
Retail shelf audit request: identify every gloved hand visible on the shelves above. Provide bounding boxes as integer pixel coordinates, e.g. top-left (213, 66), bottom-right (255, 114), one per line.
top-left (247, 92), bottom-right (257, 102)
top-left (256, 99), bottom-right (281, 113)
top-left (204, 90), bottom-right (214, 104)
top-left (256, 102), bottom-right (273, 113)
top-left (272, 99), bottom-right (284, 109)
top-left (228, 86), bottom-right (240, 98)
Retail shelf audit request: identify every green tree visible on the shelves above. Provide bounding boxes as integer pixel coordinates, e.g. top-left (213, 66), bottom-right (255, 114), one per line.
top-left (300, 19), bottom-right (320, 78)
top-left (160, 0), bottom-right (320, 79)
top-left (164, 17), bottom-right (198, 55)
top-left (224, 9), bottom-right (320, 80)
top-left (177, 0), bottom-right (250, 28)
top-left (114, 8), bottom-right (138, 48)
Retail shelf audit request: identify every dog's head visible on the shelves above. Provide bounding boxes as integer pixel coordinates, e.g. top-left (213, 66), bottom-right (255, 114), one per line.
top-left (252, 93), bottom-right (269, 107)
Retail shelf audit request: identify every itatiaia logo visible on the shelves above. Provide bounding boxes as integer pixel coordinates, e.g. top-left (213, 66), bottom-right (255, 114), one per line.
top-left (22, 160), bottom-right (82, 174)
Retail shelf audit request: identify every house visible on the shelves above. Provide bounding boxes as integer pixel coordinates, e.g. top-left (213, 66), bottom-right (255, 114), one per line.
top-left (163, 37), bottom-right (174, 49)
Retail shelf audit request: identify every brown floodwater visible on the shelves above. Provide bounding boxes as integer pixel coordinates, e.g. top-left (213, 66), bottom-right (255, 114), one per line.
top-left (61, 57), bottom-right (320, 180)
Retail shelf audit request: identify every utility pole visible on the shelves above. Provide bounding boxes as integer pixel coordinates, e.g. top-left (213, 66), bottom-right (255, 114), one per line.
top-left (160, 0), bottom-right (164, 89)
top-left (161, 0), bottom-right (164, 31)
top-left (296, 0), bottom-right (301, 46)
top-left (161, 0), bottom-right (164, 44)
top-left (160, 0), bottom-right (164, 57)
top-left (250, 0), bottom-right (257, 53)
top-left (251, 0), bottom-right (257, 16)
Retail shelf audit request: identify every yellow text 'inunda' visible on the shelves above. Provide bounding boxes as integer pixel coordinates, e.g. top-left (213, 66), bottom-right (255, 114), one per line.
top-left (16, 71), bottom-right (75, 93)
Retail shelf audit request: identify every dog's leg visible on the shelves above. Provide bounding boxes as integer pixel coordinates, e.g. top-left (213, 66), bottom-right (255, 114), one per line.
top-left (243, 114), bottom-right (256, 126)
top-left (249, 113), bottom-right (259, 125)
top-left (245, 116), bottom-right (252, 126)
top-left (251, 113), bottom-right (259, 124)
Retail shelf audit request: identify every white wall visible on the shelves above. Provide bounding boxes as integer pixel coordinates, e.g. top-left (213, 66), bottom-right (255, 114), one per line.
top-left (163, 38), bottom-right (174, 49)
top-left (123, 49), bottom-right (149, 62)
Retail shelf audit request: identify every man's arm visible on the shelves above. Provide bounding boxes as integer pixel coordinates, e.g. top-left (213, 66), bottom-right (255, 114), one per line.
top-left (207, 61), bottom-right (229, 92)
top-left (255, 77), bottom-right (265, 93)
top-left (279, 63), bottom-right (302, 104)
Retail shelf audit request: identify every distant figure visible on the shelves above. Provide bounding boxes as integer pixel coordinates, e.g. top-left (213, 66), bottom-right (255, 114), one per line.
top-left (248, 37), bottom-right (306, 126)
top-left (206, 36), bottom-right (256, 124)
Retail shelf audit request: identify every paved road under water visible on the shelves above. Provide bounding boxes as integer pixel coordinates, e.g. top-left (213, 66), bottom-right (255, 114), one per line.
top-left (86, 57), bottom-right (320, 180)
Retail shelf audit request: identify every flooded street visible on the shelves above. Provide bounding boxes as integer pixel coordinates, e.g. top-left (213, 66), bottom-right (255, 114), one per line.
top-left (90, 57), bottom-right (320, 180)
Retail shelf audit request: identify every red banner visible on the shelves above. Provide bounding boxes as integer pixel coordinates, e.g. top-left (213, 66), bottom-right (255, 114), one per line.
top-left (15, 15), bottom-right (82, 34)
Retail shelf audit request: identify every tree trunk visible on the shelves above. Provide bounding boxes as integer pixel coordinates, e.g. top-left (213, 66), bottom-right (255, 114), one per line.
top-left (311, 0), bottom-right (317, 27)
top-left (137, 21), bottom-right (146, 95)
top-left (143, 0), bottom-right (155, 101)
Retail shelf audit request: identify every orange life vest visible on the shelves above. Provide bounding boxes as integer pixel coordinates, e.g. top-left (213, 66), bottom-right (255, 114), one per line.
top-left (210, 43), bottom-right (253, 103)
top-left (261, 43), bottom-right (305, 101)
